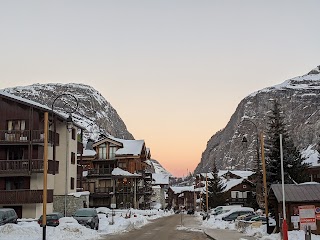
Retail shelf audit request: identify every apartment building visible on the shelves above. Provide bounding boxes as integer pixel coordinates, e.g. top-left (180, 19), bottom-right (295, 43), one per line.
top-left (0, 91), bottom-right (84, 218)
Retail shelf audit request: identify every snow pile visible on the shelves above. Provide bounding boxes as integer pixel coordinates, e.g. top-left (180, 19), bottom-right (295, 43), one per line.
top-left (0, 208), bottom-right (173, 240)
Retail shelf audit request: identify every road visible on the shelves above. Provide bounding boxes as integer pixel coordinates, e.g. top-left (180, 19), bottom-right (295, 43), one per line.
top-left (100, 214), bottom-right (210, 240)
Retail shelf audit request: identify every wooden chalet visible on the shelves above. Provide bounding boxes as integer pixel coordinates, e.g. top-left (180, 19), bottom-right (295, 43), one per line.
top-left (80, 136), bottom-right (152, 209)
top-left (269, 183), bottom-right (320, 234)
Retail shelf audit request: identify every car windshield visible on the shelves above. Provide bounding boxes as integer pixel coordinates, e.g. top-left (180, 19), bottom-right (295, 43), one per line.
top-left (39, 214), bottom-right (59, 220)
top-left (74, 210), bottom-right (94, 217)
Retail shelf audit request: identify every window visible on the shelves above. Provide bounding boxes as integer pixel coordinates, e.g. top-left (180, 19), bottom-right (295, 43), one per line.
top-left (109, 147), bottom-right (116, 159)
top-left (71, 128), bottom-right (76, 140)
top-left (71, 152), bottom-right (75, 164)
top-left (71, 177), bottom-right (75, 190)
top-left (98, 144), bottom-right (107, 159)
top-left (242, 191), bottom-right (247, 199)
top-left (118, 162), bottom-right (127, 169)
top-left (7, 120), bottom-right (26, 131)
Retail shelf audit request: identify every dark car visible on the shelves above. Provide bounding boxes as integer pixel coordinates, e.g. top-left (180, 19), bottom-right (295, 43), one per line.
top-left (187, 209), bottom-right (194, 215)
top-left (38, 212), bottom-right (64, 227)
top-left (73, 208), bottom-right (99, 230)
top-left (0, 208), bottom-right (18, 225)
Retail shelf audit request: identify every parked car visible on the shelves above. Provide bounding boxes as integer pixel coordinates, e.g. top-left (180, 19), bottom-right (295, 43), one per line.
top-left (38, 212), bottom-right (64, 227)
top-left (211, 205), bottom-right (242, 215)
top-left (0, 208), bottom-right (18, 225)
top-left (216, 207), bottom-right (254, 221)
top-left (73, 208), bottom-right (99, 230)
top-left (187, 209), bottom-right (194, 215)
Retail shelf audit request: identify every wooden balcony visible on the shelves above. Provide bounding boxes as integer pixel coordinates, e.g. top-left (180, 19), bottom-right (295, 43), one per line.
top-left (87, 168), bottom-right (113, 176)
top-left (0, 189), bottom-right (53, 204)
top-left (90, 187), bottom-right (114, 198)
top-left (0, 130), bottom-right (59, 145)
top-left (0, 159), bottom-right (59, 176)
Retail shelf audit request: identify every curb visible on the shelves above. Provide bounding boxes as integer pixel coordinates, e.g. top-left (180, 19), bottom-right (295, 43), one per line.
top-left (204, 230), bottom-right (216, 240)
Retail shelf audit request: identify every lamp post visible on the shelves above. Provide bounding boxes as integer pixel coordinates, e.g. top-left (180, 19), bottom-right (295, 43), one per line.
top-left (51, 94), bottom-right (78, 218)
top-left (240, 118), bottom-right (269, 231)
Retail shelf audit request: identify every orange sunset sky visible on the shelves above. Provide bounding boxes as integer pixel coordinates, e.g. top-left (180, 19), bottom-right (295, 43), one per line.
top-left (1, 1), bottom-right (319, 177)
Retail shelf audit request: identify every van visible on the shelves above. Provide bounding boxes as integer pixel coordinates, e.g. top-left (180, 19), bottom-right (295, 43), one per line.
top-left (0, 208), bottom-right (18, 225)
top-left (211, 205), bottom-right (242, 215)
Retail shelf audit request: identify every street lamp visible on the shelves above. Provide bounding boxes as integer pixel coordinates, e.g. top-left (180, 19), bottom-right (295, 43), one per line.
top-left (51, 94), bottom-right (78, 218)
top-left (240, 118), bottom-right (269, 231)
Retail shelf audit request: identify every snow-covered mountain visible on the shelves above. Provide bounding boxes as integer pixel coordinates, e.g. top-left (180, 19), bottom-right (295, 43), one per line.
top-left (2, 83), bottom-right (134, 141)
top-left (195, 66), bottom-right (320, 173)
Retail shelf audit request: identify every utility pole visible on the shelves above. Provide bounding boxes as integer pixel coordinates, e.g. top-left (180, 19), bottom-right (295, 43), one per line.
top-left (260, 132), bottom-right (269, 232)
top-left (206, 173), bottom-right (208, 213)
top-left (280, 134), bottom-right (288, 240)
top-left (42, 112), bottom-right (48, 240)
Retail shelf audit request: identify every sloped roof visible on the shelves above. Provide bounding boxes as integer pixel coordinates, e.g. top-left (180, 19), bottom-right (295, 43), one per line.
top-left (170, 186), bottom-right (195, 194)
top-left (152, 173), bottom-right (169, 185)
top-left (0, 91), bottom-right (85, 129)
top-left (108, 136), bottom-right (145, 156)
top-left (271, 183), bottom-right (320, 202)
top-left (111, 167), bottom-right (141, 177)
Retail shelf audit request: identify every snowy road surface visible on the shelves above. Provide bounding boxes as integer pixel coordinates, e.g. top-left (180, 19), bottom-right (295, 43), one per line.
top-left (100, 214), bottom-right (209, 240)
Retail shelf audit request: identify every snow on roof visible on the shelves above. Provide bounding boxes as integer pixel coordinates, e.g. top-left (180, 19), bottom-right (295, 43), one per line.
top-left (152, 173), bottom-right (169, 185)
top-left (0, 90), bottom-right (51, 111)
top-left (302, 145), bottom-right (320, 167)
top-left (108, 136), bottom-right (145, 156)
top-left (222, 178), bottom-right (245, 192)
top-left (111, 167), bottom-right (141, 177)
top-left (199, 170), bottom-right (255, 179)
top-left (219, 170), bottom-right (255, 179)
top-left (0, 90), bottom-right (85, 129)
top-left (82, 149), bottom-right (96, 157)
top-left (68, 191), bottom-right (90, 197)
top-left (170, 186), bottom-right (195, 194)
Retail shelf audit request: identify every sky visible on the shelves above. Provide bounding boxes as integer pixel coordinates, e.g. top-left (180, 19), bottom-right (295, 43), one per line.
top-left (0, 1), bottom-right (320, 177)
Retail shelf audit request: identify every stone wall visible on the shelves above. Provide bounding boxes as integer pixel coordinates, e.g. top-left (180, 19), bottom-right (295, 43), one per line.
top-left (53, 195), bottom-right (89, 216)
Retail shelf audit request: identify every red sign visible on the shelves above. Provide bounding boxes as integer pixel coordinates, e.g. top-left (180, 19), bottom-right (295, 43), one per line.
top-left (316, 214), bottom-right (320, 220)
top-left (299, 205), bottom-right (316, 230)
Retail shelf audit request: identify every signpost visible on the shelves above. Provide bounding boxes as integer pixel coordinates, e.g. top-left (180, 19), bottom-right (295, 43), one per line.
top-left (110, 203), bottom-right (116, 225)
top-left (299, 205), bottom-right (316, 231)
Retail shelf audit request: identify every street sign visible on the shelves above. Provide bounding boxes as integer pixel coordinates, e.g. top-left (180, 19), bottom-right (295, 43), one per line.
top-left (299, 205), bottom-right (316, 230)
top-left (111, 203), bottom-right (116, 209)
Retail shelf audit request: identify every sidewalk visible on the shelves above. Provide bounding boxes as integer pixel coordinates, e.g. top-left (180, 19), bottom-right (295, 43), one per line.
top-left (181, 214), bottom-right (257, 240)
top-left (204, 228), bottom-right (257, 240)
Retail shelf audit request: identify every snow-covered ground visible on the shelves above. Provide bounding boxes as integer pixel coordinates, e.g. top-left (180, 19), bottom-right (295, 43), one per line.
top-left (201, 212), bottom-right (320, 240)
top-left (0, 208), bottom-right (173, 240)
top-left (1, 209), bottom-right (320, 240)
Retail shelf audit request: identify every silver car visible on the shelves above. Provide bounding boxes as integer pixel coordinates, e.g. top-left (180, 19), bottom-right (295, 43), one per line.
top-left (73, 208), bottom-right (99, 230)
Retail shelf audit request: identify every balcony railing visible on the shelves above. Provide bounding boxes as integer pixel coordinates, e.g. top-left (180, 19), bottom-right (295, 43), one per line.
top-left (0, 159), bottom-right (59, 175)
top-left (0, 189), bottom-right (53, 204)
top-left (87, 168), bottom-right (113, 176)
top-left (0, 130), bottom-right (59, 145)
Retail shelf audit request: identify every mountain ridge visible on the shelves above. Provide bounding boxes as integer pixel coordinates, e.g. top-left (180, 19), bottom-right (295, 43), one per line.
top-left (195, 65), bottom-right (320, 173)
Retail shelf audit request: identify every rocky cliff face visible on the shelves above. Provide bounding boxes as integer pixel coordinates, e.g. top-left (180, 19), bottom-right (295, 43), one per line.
top-left (195, 66), bottom-right (320, 173)
top-left (2, 83), bottom-right (134, 141)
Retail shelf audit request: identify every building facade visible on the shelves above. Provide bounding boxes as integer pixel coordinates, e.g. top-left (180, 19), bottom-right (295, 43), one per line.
top-left (0, 91), bottom-right (83, 218)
